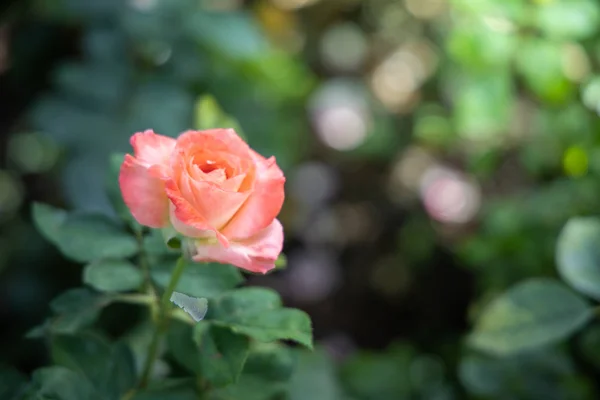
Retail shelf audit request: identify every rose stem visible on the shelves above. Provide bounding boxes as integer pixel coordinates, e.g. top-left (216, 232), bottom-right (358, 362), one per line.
top-left (138, 256), bottom-right (188, 388)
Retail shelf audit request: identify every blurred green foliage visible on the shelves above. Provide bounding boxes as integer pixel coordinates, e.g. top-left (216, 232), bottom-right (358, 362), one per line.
top-left (4, 0), bottom-right (600, 398)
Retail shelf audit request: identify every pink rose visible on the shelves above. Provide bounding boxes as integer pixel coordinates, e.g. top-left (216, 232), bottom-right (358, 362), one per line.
top-left (119, 129), bottom-right (285, 274)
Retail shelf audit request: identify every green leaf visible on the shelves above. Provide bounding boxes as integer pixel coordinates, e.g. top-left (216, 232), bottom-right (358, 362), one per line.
top-left (205, 343), bottom-right (296, 400)
top-left (447, 22), bottom-right (516, 70)
top-left (170, 292), bottom-right (208, 322)
top-left (83, 260), bottom-right (143, 292)
top-left (161, 226), bottom-right (183, 250)
top-left (459, 348), bottom-right (588, 399)
top-left (167, 322), bottom-right (201, 374)
top-left (185, 11), bottom-right (267, 61)
top-left (0, 365), bottom-right (27, 400)
top-left (32, 202), bottom-right (68, 246)
top-left (516, 39), bottom-right (573, 104)
top-left (131, 379), bottom-right (198, 400)
top-left (168, 322), bottom-right (251, 387)
top-left (210, 288), bottom-right (313, 349)
top-left (242, 343), bottom-right (296, 383)
top-left (143, 230), bottom-right (177, 257)
top-left (150, 257), bottom-right (243, 299)
top-left (194, 95), bottom-right (246, 140)
top-left (51, 333), bottom-right (136, 399)
top-left (274, 254), bottom-right (287, 270)
top-left (57, 213), bottom-right (138, 262)
top-left (536, 0), bottom-right (600, 40)
top-left (208, 375), bottom-right (287, 400)
top-left (454, 72), bottom-right (514, 144)
top-left (32, 203), bottom-right (138, 263)
top-left (288, 349), bottom-right (346, 400)
top-left (340, 344), bottom-right (414, 400)
top-left (24, 367), bottom-right (100, 400)
top-left (468, 278), bottom-right (593, 356)
top-left (28, 288), bottom-right (113, 337)
top-left (208, 343), bottom-right (295, 400)
top-left (578, 324), bottom-right (600, 370)
top-left (556, 217), bottom-right (600, 301)
top-left (194, 323), bottom-right (250, 387)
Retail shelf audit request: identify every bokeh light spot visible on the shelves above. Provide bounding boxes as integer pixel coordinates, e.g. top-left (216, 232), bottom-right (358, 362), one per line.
top-left (8, 132), bottom-right (59, 174)
top-left (320, 23), bottom-right (368, 72)
top-left (405, 0), bottom-right (446, 20)
top-left (0, 170), bottom-right (24, 221)
top-left (420, 166), bottom-right (481, 224)
top-left (563, 146), bottom-right (588, 177)
top-left (310, 80), bottom-right (372, 151)
top-left (270, 0), bottom-right (320, 10)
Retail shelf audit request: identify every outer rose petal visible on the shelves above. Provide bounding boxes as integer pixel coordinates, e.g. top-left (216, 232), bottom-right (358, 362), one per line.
top-left (119, 130), bottom-right (176, 228)
top-left (222, 152), bottom-right (285, 239)
top-left (192, 219), bottom-right (284, 274)
top-left (131, 130), bottom-right (177, 171)
top-left (119, 155), bottom-right (170, 227)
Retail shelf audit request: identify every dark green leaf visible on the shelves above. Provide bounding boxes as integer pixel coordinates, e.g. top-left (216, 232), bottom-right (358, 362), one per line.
top-left (209, 343), bottom-right (297, 400)
top-left (162, 226), bottom-right (183, 250)
top-left (150, 258), bottom-right (243, 299)
top-left (556, 217), bottom-right (600, 301)
top-left (459, 348), bottom-right (585, 399)
top-left (577, 324), bottom-right (600, 369)
top-left (24, 367), bottom-right (100, 400)
top-left (185, 11), bottom-right (267, 61)
top-left (143, 230), bottom-right (177, 257)
top-left (210, 288), bottom-right (313, 349)
top-left (28, 288), bottom-right (112, 337)
top-left (468, 279), bottom-right (593, 356)
top-left (288, 349), bottom-right (346, 400)
top-left (193, 323), bottom-right (250, 387)
top-left (167, 322), bottom-right (201, 374)
top-left (208, 342), bottom-right (296, 400)
top-left (32, 202), bottom-right (68, 246)
top-left (83, 259), bottom-right (143, 292)
top-left (57, 213), bottom-right (138, 262)
top-left (51, 333), bottom-right (136, 399)
top-left (125, 82), bottom-right (193, 137)
top-left (0, 365), bottom-right (27, 400)
top-left (208, 375), bottom-right (287, 400)
top-left (32, 203), bottom-right (138, 263)
top-left (242, 343), bottom-right (296, 382)
top-left (131, 379), bottom-right (198, 400)
top-left (340, 344), bottom-right (414, 400)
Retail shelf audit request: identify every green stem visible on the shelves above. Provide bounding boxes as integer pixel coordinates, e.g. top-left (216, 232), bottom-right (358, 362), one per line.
top-left (135, 230), bottom-right (155, 296)
top-left (138, 256), bottom-right (188, 388)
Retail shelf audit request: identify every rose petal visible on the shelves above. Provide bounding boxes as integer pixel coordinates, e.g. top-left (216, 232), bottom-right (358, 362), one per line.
top-left (179, 172), bottom-right (250, 230)
top-left (119, 131), bottom-right (175, 228)
top-left (192, 219), bottom-right (284, 274)
top-left (222, 152), bottom-right (285, 239)
top-left (166, 152), bottom-right (250, 241)
top-left (176, 129), bottom-right (251, 160)
top-left (165, 177), bottom-right (215, 236)
top-left (119, 155), bottom-right (170, 228)
top-left (131, 130), bottom-right (176, 173)
top-left (168, 202), bottom-right (215, 239)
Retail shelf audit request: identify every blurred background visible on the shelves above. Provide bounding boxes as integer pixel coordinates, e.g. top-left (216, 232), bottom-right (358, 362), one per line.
top-left (2, 0), bottom-right (600, 398)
